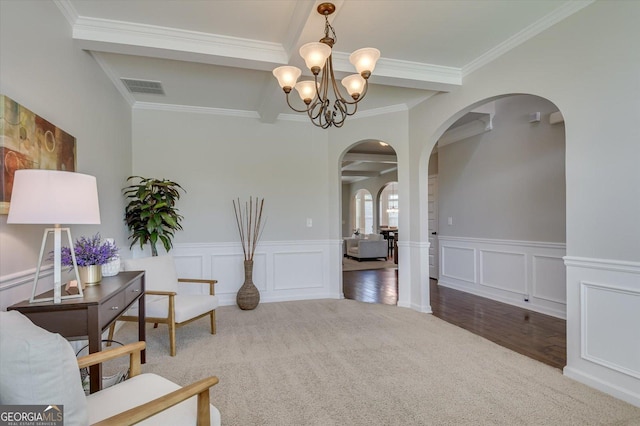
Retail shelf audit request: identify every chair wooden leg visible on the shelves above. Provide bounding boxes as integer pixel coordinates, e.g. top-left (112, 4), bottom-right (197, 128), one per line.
top-left (154, 323), bottom-right (159, 328)
top-left (210, 310), bottom-right (216, 335)
top-left (169, 321), bottom-right (176, 357)
top-left (106, 323), bottom-right (116, 346)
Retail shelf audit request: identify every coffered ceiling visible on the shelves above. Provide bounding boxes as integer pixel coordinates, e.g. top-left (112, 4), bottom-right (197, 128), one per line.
top-left (55, 0), bottom-right (590, 180)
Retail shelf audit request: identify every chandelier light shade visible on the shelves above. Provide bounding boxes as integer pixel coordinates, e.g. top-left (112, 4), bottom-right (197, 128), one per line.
top-left (7, 169), bottom-right (101, 304)
top-left (272, 2), bottom-right (380, 128)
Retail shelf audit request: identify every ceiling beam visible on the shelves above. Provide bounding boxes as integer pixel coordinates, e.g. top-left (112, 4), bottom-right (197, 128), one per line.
top-left (341, 171), bottom-right (381, 177)
top-left (342, 153), bottom-right (397, 164)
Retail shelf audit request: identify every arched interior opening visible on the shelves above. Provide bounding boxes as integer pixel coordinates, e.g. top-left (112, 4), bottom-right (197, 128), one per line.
top-left (340, 140), bottom-right (399, 305)
top-left (424, 94), bottom-right (567, 368)
top-left (352, 189), bottom-right (373, 235)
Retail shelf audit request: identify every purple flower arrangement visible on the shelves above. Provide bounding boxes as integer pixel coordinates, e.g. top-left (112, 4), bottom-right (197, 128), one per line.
top-left (54, 233), bottom-right (119, 267)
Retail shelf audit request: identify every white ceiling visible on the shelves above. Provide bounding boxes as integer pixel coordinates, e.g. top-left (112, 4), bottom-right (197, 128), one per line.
top-left (57, 0), bottom-right (589, 180)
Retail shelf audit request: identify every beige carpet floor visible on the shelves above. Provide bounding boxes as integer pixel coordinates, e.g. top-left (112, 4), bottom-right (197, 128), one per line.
top-left (342, 256), bottom-right (397, 271)
top-left (113, 299), bottom-right (640, 425)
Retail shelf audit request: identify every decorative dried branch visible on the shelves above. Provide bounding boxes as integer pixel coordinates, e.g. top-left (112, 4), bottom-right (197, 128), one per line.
top-left (233, 197), bottom-right (266, 261)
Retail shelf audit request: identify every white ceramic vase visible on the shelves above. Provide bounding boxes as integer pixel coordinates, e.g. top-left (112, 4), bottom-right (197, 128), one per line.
top-left (101, 256), bottom-right (121, 277)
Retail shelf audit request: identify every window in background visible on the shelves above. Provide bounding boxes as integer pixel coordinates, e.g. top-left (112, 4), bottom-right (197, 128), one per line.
top-left (380, 182), bottom-right (398, 228)
top-left (354, 189), bottom-right (373, 234)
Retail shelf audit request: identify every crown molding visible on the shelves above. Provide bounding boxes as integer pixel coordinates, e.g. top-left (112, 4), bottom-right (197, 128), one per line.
top-left (53, 0), bottom-right (78, 28)
top-left (72, 16), bottom-right (289, 67)
top-left (133, 102), bottom-right (260, 119)
top-left (332, 52), bottom-right (462, 91)
top-left (463, 0), bottom-right (595, 76)
top-left (70, 10), bottom-right (461, 92)
top-left (90, 52), bottom-right (136, 106)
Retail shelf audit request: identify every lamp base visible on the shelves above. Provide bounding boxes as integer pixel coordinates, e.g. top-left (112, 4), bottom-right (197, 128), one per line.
top-left (29, 227), bottom-right (84, 304)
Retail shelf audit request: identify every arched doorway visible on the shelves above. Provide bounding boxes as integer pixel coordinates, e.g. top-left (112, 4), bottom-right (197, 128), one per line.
top-left (340, 140), bottom-right (399, 305)
top-left (423, 94), bottom-right (567, 368)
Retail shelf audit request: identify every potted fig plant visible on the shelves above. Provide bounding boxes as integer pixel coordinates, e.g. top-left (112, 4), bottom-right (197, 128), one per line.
top-left (123, 176), bottom-right (185, 256)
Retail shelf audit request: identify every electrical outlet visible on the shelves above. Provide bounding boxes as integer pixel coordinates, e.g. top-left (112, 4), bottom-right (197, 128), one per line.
top-left (306, 218), bottom-right (312, 227)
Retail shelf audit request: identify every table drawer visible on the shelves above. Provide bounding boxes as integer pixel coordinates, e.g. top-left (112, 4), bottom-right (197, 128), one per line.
top-left (100, 291), bottom-right (126, 324)
top-left (124, 277), bottom-right (143, 306)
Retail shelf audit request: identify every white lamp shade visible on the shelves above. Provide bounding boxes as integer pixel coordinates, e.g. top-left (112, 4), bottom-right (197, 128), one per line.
top-left (272, 66), bottom-right (301, 89)
top-left (349, 47), bottom-right (381, 75)
top-left (7, 169), bottom-right (101, 225)
top-left (299, 42), bottom-right (331, 71)
top-left (341, 74), bottom-right (366, 97)
top-left (294, 80), bottom-right (319, 101)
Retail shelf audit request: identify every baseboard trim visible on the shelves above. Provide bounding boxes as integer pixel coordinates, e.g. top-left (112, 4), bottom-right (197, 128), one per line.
top-left (438, 279), bottom-right (566, 319)
top-left (563, 366), bottom-right (640, 408)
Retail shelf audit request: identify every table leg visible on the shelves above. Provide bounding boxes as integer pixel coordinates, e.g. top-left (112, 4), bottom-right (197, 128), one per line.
top-left (139, 283), bottom-right (146, 364)
top-left (87, 306), bottom-right (102, 394)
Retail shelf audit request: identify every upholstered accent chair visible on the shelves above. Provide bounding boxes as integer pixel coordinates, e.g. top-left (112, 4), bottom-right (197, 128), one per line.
top-left (346, 234), bottom-right (388, 261)
top-left (0, 310), bottom-right (221, 425)
top-left (109, 255), bottom-right (219, 357)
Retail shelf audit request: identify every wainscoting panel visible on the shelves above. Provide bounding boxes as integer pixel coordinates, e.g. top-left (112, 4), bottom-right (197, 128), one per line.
top-left (209, 253), bottom-right (248, 295)
top-left (564, 257), bottom-right (640, 407)
top-left (533, 255), bottom-right (566, 304)
top-left (172, 240), bottom-right (336, 306)
top-left (479, 250), bottom-right (526, 294)
top-left (273, 251), bottom-right (324, 290)
top-left (439, 236), bottom-right (566, 318)
top-left (441, 245), bottom-right (475, 283)
top-left (581, 281), bottom-right (640, 379)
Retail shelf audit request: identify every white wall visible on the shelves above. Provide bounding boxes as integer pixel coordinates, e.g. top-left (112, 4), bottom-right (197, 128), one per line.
top-left (132, 109), bottom-right (329, 244)
top-left (438, 95), bottom-right (565, 242)
top-left (409, 1), bottom-right (640, 406)
top-left (131, 108), bottom-right (341, 302)
top-left (0, 1), bottom-right (132, 309)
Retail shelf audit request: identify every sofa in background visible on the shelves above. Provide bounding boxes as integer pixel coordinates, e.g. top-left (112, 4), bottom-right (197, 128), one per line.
top-left (345, 234), bottom-right (388, 261)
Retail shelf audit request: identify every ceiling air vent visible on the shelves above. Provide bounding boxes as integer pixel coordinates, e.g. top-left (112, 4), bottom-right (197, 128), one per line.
top-left (121, 78), bottom-right (165, 95)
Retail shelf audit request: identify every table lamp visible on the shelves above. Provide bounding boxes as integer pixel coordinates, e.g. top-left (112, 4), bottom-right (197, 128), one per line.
top-left (7, 169), bottom-right (101, 303)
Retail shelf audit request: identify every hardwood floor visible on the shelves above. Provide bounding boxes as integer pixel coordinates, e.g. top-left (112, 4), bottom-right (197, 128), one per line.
top-left (342, 268), bottom-right (567, 369)
top-left (343, 268), bottom-right (398, 306)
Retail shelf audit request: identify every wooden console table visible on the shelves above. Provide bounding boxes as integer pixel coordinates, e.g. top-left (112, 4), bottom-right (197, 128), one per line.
top-left (7, 271), bottom-right (145, 394)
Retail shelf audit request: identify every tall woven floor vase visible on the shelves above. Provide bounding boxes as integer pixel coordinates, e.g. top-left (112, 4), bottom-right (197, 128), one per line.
top-left (237, 260), bottom-right (260, 310)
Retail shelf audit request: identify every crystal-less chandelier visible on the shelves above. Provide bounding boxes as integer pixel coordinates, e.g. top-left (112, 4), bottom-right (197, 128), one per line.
top-left (272, 2), bottom-right (380, 129)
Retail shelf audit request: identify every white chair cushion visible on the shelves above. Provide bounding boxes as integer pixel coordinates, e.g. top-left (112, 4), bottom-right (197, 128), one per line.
top-left (123, 255), bottom-right (179, 295)
top-left (87, 373), bottom-right (221, 425)
top-left (125, 295), bottom-right (219, 324)
top-left (0, 311), bottom-right (88, 425)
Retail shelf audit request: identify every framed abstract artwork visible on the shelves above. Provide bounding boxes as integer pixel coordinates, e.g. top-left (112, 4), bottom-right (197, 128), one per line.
top-left (0, 95), bottom-right (76, 214)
